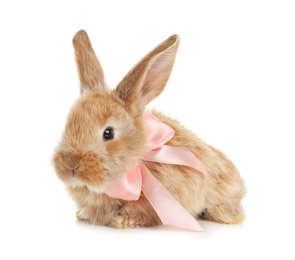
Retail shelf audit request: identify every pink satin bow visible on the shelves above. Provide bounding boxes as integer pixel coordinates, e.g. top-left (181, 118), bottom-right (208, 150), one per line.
top-left (105, 113), bottom-right (208, 231)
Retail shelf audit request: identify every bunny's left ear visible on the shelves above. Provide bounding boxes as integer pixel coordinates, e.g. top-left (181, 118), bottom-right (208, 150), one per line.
top-left (115, 35), bottom-right (180, 112)
top-left (73, 30), bottom-right (107, 95)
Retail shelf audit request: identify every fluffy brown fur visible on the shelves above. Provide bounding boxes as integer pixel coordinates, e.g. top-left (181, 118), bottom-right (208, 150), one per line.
top-left (53, 30), bottom-right (246, 229)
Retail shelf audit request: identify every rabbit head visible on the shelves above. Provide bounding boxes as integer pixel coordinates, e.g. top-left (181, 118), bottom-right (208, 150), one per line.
top-left (53, 30), bottom-right (180, 194)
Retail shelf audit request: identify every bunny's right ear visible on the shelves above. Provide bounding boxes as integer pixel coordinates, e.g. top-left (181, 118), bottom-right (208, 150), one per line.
top-left (73, 30), bottom-right (107, 95)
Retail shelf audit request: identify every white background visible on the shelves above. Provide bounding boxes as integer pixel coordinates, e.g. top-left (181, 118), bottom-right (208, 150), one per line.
top-left (0, 1), bottom-right (294, 259)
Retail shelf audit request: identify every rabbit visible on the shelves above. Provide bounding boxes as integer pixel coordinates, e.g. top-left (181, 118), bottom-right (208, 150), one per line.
top-left (53, 30), bottom-right (246, 230)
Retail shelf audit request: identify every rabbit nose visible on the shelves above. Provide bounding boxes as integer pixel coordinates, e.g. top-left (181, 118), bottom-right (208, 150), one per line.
top-left (62, 153), bottom-right (81, 171)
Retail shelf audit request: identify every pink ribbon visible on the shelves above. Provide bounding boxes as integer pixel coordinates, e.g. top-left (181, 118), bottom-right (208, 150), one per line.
top-left (105, 113), bottom-right (208, 231)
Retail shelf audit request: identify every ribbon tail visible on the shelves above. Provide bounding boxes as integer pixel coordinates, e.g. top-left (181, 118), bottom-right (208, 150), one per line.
top-left (143, 145), bottom-right (208, 176)
top-left (140, 164), bottom-right (204, 232)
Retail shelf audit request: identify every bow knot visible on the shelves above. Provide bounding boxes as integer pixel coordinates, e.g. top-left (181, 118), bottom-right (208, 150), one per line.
top-left (105, 113), bottom-right (207, 231)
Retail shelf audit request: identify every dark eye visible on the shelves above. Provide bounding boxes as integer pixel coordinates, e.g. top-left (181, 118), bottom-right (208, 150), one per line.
top-left (103, 127), bottom-right (114, 141)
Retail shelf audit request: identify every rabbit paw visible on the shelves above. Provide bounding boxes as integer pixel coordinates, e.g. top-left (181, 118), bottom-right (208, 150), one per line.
top-left (107, 204), bottom-right (156, 229)
top-left (108, 215), bottom-right (141, 229)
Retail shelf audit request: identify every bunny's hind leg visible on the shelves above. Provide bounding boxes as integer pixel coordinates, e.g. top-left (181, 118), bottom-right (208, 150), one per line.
top-left (198, 155), bottom-right (247, 224)
top-left (199, 202), bottom-right (246, 224)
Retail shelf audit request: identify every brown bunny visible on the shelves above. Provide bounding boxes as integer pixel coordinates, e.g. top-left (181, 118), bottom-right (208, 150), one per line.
top-left (53, 30), bottom-right (246, 229)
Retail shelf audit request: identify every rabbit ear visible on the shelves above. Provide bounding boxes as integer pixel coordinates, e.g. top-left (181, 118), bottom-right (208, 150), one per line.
top-left (115, 35), bottom-right (180, 112)
top-left (73, 30), bottom-right (107, 95)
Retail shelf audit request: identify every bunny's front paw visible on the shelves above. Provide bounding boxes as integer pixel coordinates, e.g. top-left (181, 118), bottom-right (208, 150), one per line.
top-left (107, 213), bottom-right (142, 229)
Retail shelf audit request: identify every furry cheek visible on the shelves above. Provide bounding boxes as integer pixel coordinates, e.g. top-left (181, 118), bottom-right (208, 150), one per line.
top-left (76, 153), bottom-right (108, 186)
top-left (105, 140), bottom-right (123, 155)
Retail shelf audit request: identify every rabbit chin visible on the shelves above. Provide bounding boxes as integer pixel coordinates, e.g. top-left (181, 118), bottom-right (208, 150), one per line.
top-left (66, 178), bottom-right (107, 194)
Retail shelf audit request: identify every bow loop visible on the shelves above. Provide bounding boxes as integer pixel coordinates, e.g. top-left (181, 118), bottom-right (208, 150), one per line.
top-left (105, 165), bottom-right (142, 201)
top-left (144, 113), bottom-right (175, 150)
